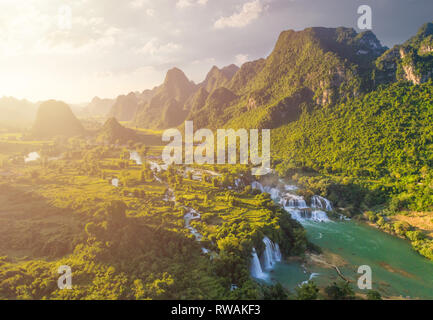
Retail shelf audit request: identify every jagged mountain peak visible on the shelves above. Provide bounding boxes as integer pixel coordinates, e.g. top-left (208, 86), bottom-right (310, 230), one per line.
top-left (164, 67), bottom-right (191, 85)
top-left (201, 64), bottom-right (239, 93)
top-left (159, 67), bottom-right (196, 102)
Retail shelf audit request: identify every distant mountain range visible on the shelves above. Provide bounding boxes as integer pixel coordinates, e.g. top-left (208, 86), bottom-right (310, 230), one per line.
top-left (0, 97), bottom-right (39, 128)
top-left (9, 22), bottom-right (433, 145)
top-left (93, 23), bottom-right (432, 132)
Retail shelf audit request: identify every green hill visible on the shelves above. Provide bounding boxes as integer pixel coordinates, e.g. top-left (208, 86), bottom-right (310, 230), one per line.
top-left (273, 81), bottom-right (433, 211)
top-left (31, 100), bottom-right (85, 138)
top-left (273, 82), bottom-right (433, 177)
top-left (97, 117), bottom-right (137, 144)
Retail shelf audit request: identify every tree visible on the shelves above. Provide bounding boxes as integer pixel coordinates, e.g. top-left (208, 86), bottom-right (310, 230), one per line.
top-left (263, 283), bottom-right (289, 300)
top-left (105, 200), bottom-right (127, 228)
top-left (296, 281), bottom-right (319, 300)
top-left (366, 290), bottom-right (382, 300)
top-left (324, 281), bottom-right (355, 300)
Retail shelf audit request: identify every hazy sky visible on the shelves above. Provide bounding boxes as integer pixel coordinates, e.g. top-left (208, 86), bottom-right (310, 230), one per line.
top-left (0, 0), bottom-right (432, 103)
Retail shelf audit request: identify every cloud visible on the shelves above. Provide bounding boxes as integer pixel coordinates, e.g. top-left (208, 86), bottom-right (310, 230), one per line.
top-left (146, 8), bottom-right (155, 16)
top-left (136, 38), bottom-right (182, 57)
top-left (235, 54), bottom-right (249, 65)
top-left (176, 0), bottom-right (208, 9)
top-left (214, 0), bottom-right (264, 29)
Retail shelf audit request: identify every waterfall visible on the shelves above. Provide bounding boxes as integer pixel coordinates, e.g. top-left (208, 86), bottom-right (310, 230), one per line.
top-left (311, 195), bottom-right (333, 211)
top-left (310, 210), bottom-right (330, 222)
top-left (250, 248), bottom-right (267, 279)
top-left (282, 194), bottom-right (308, 209)
top-left (283, 208), bottom-right (305, 221)
top-left (129, 151), bottom-right (142, 165)
top-left (251, 181), bottom-right (265, 193)
top-left (263, 186), bottom-right (281, 201)
top-left (250, 237), bottom-right (282, 279)
top-left (283, 208), bottom-right (330, 222)
top-left (300, 273), bottom-right (320, 286)
top-left (262, 236), bottom-right (282, 270)
top-left (252, 181), bottom-right (334, 223)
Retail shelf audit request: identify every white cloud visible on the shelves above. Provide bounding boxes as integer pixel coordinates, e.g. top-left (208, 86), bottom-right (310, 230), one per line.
top-left (136, 38), bottom-right (182, 58)
top-left (146, 8), bottom-right (155, 16)
top-left (176, 0), bottom-right (208, 9)
top-left (235, 54), bottom-right (249, 65)
top-left (214, 0), bottom-right (263, 29)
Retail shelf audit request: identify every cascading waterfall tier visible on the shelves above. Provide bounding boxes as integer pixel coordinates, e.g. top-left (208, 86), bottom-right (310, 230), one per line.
top-left (311, 195), bottom-right (333, 211)
top-left (251, 181), bottom-right (333, 223)
top-left (282, 193), bottom-right (308, 209)
top-left (262, 236), bottom-right (282, 270)
top-left (250, 247), bottom-right (267, 279)
top-left (248, 180), bottom-right (337, 284)
top-left (250, 237), bottom-right (282, 279)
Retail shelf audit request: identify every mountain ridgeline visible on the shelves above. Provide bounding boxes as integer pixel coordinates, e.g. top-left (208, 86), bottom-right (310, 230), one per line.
top-left (104, 24), bottom-right (431, 132)
top-left (29, 22), bottom-right (433, 150)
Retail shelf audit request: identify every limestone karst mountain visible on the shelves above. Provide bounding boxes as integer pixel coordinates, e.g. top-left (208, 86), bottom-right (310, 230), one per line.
top-left (96, 117), bottom-right (137, 144)
top-left (375, 22), bottom-right (433, 85)
top-left (31, 100), bottom-right (85, 138)
top-left (122, 24), bottom-right (431, 132)
top-left (133, 68), bottom-right (197, 129)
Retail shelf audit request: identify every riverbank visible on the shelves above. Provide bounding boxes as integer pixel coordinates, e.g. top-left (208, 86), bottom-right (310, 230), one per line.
top-left (252, 177), bottom-right (433, 299)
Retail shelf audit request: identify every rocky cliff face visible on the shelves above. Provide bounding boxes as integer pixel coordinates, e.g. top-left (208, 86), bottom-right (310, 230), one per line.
top-left (375, 22), bottom-right (433, 86)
